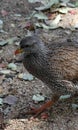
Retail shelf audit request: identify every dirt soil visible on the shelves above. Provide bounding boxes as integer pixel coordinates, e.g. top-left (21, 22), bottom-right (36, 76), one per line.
top-left (0, 0), bottom-right (78, 130)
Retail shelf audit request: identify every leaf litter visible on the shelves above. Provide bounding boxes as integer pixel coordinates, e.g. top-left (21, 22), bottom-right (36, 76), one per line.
top-left (0, 0), bottom-right (78, 129)
top-left (26, 0), bottom-right (78, 30)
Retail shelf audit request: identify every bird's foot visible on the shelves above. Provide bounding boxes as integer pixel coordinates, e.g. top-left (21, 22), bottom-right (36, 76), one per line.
top-left (26, 95), bottom-right (59, 118)
top-left (27, 107), bottom-right (49, 119)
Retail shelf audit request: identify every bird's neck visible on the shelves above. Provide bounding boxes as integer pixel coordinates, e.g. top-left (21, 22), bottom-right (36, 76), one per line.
top-left (23, 47), bottom-right (48, 75)
top-left (24, 43), bottom-right (48, 66)
top-left (24, 50), bottom-right (48, 67)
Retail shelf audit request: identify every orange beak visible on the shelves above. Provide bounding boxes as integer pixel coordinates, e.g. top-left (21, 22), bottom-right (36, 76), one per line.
top-left (15, 49), bottom-right (23, 55)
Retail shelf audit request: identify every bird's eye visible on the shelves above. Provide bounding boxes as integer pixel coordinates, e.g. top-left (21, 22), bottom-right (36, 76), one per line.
top-left (25, 45), bottom-right (29, 47)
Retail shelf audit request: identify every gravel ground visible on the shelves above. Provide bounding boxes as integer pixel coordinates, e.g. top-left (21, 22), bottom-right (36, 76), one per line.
top-left (0, 0), bottom-right (78, 130)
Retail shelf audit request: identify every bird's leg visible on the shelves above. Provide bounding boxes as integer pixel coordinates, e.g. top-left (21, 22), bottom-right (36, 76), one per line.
top-left (26, 94), bottom-right (59, 117)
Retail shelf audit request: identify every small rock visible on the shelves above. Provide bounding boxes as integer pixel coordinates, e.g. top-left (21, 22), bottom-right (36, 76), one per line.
top-left (72, 104), bottom-right (78, 110)
top-left (0, 20), bottom-right (3, 29)
top-left (0, 87), bottom-right (4, 94)
top-left (14, 42), bottom-right (20, 46)
top-left (32, 94), bottom-right (45, 102)
top-left (10, 24), bottom-right (15, 28)
top-left (59, 94), bottom-right (71, 100)
top-left (0, 98), bottom-right (3, 105)
top-left (18, 73), bottom-right (34, 81)
top-left (1, 9), bottom-right (8, 16)
top-left (74, 23), bottom-right (78, 29)
top-left (14, 14), bottom-right (21, 17)
top-left (0, 70), bottom-right (11, 74)
top-left (3, 95), bottom-right (18, 105)
top-left (7, 63), bottom-right (17, 71)
top-left (4, 107), bottom-right (10, 115)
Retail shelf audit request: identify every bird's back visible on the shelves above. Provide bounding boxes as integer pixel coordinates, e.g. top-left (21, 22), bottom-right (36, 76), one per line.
top-left (47, 40), bottom-right (78, 81)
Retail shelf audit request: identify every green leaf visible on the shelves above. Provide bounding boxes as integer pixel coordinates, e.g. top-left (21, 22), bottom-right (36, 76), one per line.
top-left (60, 0), bottom-right (70, 3)
top-left (40, 0), bottom-right (51, 5)
top-left (28, 0), bottom-right (39, 3)
top-left (33, 12), bottom-right (48, 20)
top-left (75, 2), bottom-right (78, 7)
top-left (26, 11), bottom-right (36, 20)
top-left (59, 7), bottom-right (69, 14)
top-left (35, 22), bottom-right (59, 30)
top-left (35, 0), bottom-right (59, 11)
top-left (67, 3), bottom-right (75, 8)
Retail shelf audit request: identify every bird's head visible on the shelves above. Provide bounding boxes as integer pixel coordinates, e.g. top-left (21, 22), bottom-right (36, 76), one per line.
top-left (15, 35), bottom-right (47, 57)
